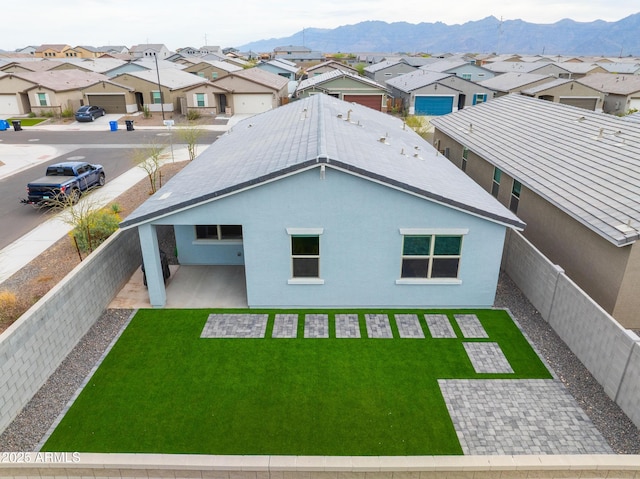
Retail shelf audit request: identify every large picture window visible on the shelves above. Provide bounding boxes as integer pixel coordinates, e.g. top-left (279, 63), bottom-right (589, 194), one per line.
top-left (195, 225), bottom-right (243, 240)
top-left (400, 233), bottom-right (463, 279)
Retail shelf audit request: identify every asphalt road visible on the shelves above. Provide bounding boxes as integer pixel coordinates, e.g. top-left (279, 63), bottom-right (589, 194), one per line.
top-left (0, 130), bottom-right (220, 250)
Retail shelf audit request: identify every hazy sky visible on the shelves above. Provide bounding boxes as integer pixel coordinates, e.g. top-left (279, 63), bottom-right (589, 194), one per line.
top-left (1, 0), bottom-right (637, 51)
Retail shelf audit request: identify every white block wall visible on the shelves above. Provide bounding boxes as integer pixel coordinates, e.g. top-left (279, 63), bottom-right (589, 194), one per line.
top-left (0, 229), bottom-right (141, 434)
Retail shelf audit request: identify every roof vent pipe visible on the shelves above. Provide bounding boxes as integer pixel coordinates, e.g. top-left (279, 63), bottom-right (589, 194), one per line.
top-left (469, 123), bottom-right (473, 133)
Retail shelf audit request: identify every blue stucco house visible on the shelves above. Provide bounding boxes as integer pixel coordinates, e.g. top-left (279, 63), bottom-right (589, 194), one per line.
top-left (120, 94), bottom-right (524, 308)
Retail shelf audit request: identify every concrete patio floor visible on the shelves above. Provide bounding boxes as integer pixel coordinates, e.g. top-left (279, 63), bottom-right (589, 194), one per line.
top-left (109, 265), bottom-right (248, 309)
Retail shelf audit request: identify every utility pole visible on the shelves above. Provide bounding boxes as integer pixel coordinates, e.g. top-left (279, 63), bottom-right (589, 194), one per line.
top-left (154, 52), bottom-right (165, 120)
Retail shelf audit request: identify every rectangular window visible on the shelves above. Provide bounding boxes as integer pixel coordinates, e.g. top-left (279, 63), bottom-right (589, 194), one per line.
top-left (400, 233), bottom-right (463, 280)
top-left (461, 146), bottom-right (469, 172)
top-left (510, 180), bottom-right (522, 213)
top-left (462, 73), bottom-right (472, 80)
top-left (291, 236), bottom-right (320, 278)
top-left (195, 93), bottom-right (206, 107)
top-left (37, 93), bottom-right (47, 106)
top-left (473, 93), bottom-right (487, 105)
top-left (492, 167), bottom-right (501, 197)
top-left (152, 91), bottom-right (162, 104)
top-left (212, 72), bottom-right (218, 79)
top-left (197, 72), bottom-right (205, 78)
top-left (195, 225), bottom-right (243, 240)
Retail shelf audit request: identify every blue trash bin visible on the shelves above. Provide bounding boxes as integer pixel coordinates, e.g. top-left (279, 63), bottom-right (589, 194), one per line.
top-left (0, 119), bottom-right (9, 131)
top-left (109, 121), bottom-right (118, 132)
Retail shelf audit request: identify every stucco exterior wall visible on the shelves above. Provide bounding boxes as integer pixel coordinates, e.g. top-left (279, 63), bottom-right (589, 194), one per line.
top-left (150, 166), bottom-right (508, 308)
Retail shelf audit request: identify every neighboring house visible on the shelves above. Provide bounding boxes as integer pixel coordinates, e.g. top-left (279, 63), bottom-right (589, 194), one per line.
top-left (597, 62), bottom-right (640, 75)
top-left (34, 44), bottom-right (72, 58)
top-left (386, 70), bottom-right (494, 115)
top-left (578, 73), bottom-right (640, 114)
top-left (14, 46), bottom-right (37, 55)
top-left (181, 82), bottom-right (232, 116)
top-left (120, 94), bottom-right (523, 309)
top-left (0, 70), bottom-right (109, 116)
top-left (0, 60), bottom-right (62, 73)
top-left (183, 61), bottom-right (243, 81)
top-left (95, 45), bottom-right (130, 55)
top-left (110, 69), bottom-right (210, 113)
top-left (520, 78), bottom-right (605, 111)
top-left (554, 62), bottom-right (608, 79)
top-left (478, 72), bottom-right (555, 96)
top-left (295, 70), bottom-right (388, 112)
top-left (422, 59), bottom-right (496, 83)
top-left (211, 68), bottom-right (289, 114)
top-left (483, 62), bottom-right (570, 78)
top-left (273, 45), bottom-right (311, 57)
top-left (363, 60), bottom-right (417, 84)
top-left (256, 59), bottom-right (300, 81)
top-left (56, 58), bottom-right (128, 75)
top-left (305, 61), bottom-right (359, 77)
top-left (73, 46), bottom-right (102, 58)
top-left (431, 94), bottom-right (640, 329)
top-left (130, 44), bottom-right (172, 60)
top-left (79, 80), bottom-right (137, 113)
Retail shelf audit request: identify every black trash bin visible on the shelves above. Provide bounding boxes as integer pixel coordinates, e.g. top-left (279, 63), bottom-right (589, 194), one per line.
top-left (141, 250), bottom-right (170, 287)
top-left (125, 120), bottom-right (134, 131)
top-left (12, 120), bottom-right (22, 131)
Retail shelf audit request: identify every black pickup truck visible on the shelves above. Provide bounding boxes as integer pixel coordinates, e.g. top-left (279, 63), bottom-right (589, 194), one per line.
top-left (22, 161), bottom-right (105, 206)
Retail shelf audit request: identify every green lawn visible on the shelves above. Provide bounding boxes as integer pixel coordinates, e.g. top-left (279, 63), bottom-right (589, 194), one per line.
top-left (6, 117), bottom-right (48, 127)
top-left (42, 309), bottom-right (551, 455)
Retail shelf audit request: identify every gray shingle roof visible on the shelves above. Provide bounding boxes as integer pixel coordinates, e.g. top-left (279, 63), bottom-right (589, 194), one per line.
top-left (430, 94), bottom-right (640, 246)
top-left (296, 69), bottom-right (386, 93)
top-left (120, 94), bottom-right (523, 230)
top-left (577, 73), bottom-right (640, 95)
top-left (478, 72), bottom-right (553, 92)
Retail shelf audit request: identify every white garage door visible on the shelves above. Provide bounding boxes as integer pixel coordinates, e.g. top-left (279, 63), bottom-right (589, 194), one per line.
top-left (0, 94), bottom-right (20, 116)
top-left (232, 94), bottom-right (273, 114)
top-left (629, 97), bottom-right (640, 111)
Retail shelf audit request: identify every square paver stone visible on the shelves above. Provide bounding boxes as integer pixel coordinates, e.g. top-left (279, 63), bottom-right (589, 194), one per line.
top-left (335, 314), bottom-right (361, 338)
top-left (201, 314), bottom-right (268, 338)
top-left (425, 314), bottom-right (456, 338)
top-left (272, 314), bottom-right (298, 338)
top-left (365, 314), bottom-right (393, 338)
top-left (304, 314), bottom-right (329, 338)
top-left (395, 314), bottom-right (425, 338)
top-left (439, 379), bottom-right (613, 455)
top-left (454, 314), bottom-right (489, 338)
top-left (463, 342), bottom-right (513, 374)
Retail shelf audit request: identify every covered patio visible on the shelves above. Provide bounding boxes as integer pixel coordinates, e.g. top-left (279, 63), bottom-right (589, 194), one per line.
top-left (109, 265), bottom-right (248, 309)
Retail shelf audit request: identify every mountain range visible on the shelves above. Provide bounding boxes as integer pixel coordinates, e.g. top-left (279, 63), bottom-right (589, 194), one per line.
top-left (238, 13), bottom-right (640, 57)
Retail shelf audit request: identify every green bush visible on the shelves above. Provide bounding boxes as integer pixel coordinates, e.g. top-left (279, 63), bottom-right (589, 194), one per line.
top-left (186, 109), bottom-right (201, 121)
top-left (70, 208), bottom-right (121, 253)
top-left (61, 108), bottom-right (74, 118)
top-left (143, 105), bottom-right (151, 118)
top-left (28, 111), bottom-right (37, 118)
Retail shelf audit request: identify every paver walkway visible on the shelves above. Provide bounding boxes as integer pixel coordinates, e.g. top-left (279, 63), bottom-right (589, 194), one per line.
top-left (198, 311), bottom-right (612, 455)
top-left (439, 379), bottom-right (613, 455)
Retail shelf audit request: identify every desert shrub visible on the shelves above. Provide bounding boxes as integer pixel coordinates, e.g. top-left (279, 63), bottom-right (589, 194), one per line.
top-left (70, 208), bottom-right (121, 253)
top-left (61, 107), bottom-right (74, 118)
top-left (0, 291), bottom-right (27, 324)
top-left (186, 109), bottom-right (201, 121)
top-left (143, 105), bottom-right (151, 118)
top-left (28, 111), bottom-right (37, 118)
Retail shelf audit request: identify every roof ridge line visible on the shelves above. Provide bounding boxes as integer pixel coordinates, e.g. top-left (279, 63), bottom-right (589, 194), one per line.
top-left (317, 95), bottom-right (328, 162)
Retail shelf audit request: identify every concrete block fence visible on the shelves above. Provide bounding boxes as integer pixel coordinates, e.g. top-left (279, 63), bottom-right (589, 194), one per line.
top-left (502, 230), bottom-right (640, 428)
top-left (0, 229), bottom-right (141, 434)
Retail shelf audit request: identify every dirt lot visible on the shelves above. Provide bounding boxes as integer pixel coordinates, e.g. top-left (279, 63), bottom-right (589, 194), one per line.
top-left (0, 161), bottom-right (189, 333)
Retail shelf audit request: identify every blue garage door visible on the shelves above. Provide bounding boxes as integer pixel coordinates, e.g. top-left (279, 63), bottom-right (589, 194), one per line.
top-left (414, 96), bottom-right (454, 115)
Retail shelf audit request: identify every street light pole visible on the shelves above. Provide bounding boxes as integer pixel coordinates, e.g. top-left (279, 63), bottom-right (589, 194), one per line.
top-left (154, 52), bottom-right (165, 120)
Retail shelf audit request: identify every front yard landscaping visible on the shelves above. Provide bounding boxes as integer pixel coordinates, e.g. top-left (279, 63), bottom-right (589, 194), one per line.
top-left (42, 308), bottom-right (551, 455)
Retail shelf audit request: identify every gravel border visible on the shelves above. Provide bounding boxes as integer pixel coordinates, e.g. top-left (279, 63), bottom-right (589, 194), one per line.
top-left (0, 273), bottom-right (638, 453)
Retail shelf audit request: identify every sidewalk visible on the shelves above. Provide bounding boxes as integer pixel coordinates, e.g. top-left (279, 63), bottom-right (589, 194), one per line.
top-left (0, 113), bottom-right (250, 284)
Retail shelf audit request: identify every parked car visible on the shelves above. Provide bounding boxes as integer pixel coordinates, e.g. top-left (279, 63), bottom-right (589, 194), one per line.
top-left (75, 105), bottom-right (106, 122)
top-left (22, 161), bottom-right (105, 206)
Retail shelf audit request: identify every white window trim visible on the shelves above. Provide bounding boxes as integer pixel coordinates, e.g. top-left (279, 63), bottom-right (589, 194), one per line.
top-left (397, 228), bottom-right (467, 284)
top-left (194, 93), bottom-right (208, 107)
top-left (287, 227), bottom-right (324, 284)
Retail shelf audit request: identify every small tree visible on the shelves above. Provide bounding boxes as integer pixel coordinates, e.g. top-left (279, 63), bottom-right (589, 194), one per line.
top-left (403, 115), bottom-right (430, 140)
top-left (354, 63), bottom-right (367, 76)
top-left (132, 142), bottom-right (167, 194)
top-left (176, 122), bottom-right (205, 161)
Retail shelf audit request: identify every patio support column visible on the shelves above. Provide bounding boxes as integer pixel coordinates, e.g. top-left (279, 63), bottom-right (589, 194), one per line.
top-left (138, 223), bottom-right (166, 307)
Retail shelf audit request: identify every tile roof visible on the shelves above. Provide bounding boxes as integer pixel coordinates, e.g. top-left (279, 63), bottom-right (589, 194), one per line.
top-left (115, 68), bottom-right (206, 89)
top-left (8, 70), bottom-right (109, 91)
top-left (385, 70), bottom-right (452, 93)
top-left (364, 60), bottom-right (405, 73)
top-left (430, 94), bottom-right (640, 246)
top-left (220, 67), bottom-right (289, 91)
top-left (120, 94), bottom-right (523, 230)
top-left (577, 73), bottom-right (640, 95)
top-left (478, 72), bottom-right (554, 92)
top-left (296, 69), bottom-right (386, 92)
top-left (520, 78), bottom-right (573, 95)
